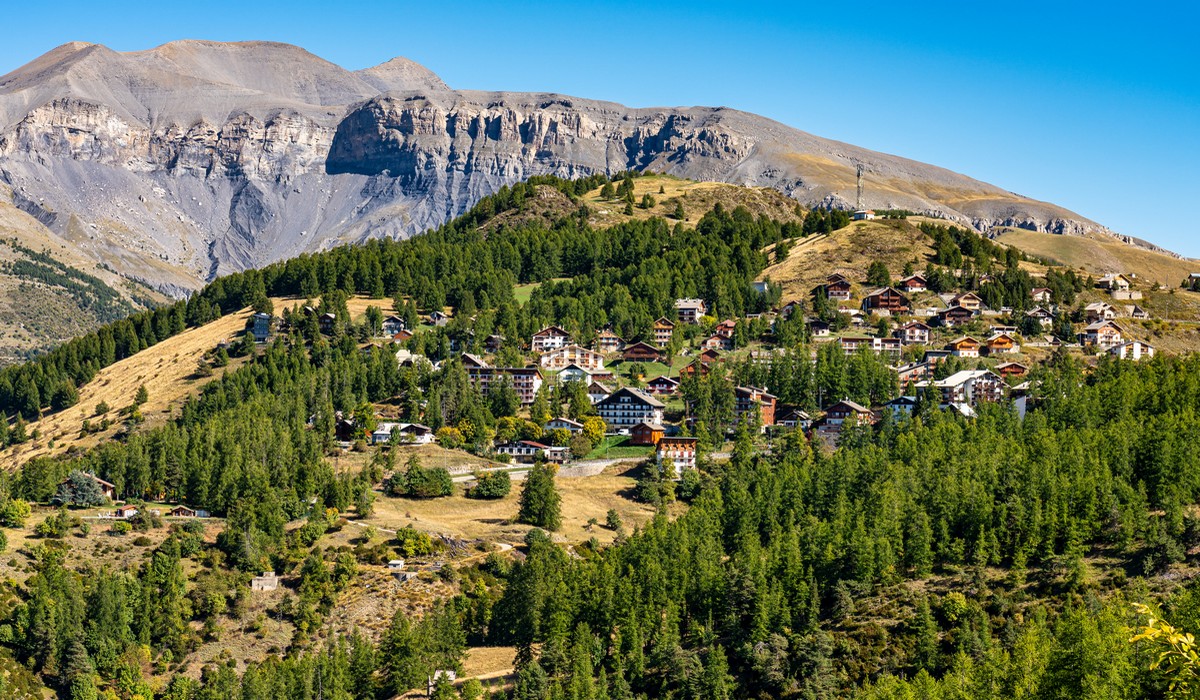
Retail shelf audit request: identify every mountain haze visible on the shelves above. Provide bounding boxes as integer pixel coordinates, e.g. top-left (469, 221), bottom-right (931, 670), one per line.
top-left (0, 40), bottom-right (1166, 295)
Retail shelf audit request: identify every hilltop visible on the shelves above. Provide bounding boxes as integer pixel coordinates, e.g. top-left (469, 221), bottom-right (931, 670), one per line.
top-left (0, 39), bottom-right (1146, 297)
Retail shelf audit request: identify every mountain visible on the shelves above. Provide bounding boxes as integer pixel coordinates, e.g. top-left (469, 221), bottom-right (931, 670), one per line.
top-left (0, 40), bottom-right (1176, 298)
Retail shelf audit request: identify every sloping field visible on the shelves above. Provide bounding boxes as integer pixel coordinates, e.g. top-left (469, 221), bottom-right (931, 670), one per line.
top-left (2, 306), bottom-right (254, 467)
top-left (997, 228), bottom-right (1197, 287)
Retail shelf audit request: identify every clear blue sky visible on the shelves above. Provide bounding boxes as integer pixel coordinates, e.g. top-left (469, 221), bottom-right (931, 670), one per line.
top-left (3, 0), bottom-right (1198, 256)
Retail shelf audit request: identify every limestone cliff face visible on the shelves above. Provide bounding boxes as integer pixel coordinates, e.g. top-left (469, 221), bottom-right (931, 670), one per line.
top-left (0, 40), bottom-right (1143, 293)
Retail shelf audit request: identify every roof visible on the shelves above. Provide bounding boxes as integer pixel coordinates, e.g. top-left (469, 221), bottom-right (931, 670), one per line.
top-left (1084, 320), bottom-right (1124, 331)
top-left (533, 325), bottom-right (570, 337)
top-left (649, 375), bottom-right (679, 385)
top-left (827, 399), bottom-right (871, 414)
top-left (601, 386), bottom-right (665, 408)
top-left (548, 417), bottom-right (584, 428)
top-left (653, 316), bottom-right (676, 327)
top-left (588, 380), bottom-right (613, 393)
top-left (902, 320), bottom-right (931, 329)
top-left (947, 336), bottom-right (981, 346)
top-left (658, 436), bottom-right (698, 445)
top-left (674, 298), bottom-right (707, 309)
top-left (633, 421), bottom-right (666, 431)
top-left (931, 369), bottom-right (1003, 386)
top-left (736, 386), bottom-right (777, 400)
top-left (461, 353), bottom-right (489, 367)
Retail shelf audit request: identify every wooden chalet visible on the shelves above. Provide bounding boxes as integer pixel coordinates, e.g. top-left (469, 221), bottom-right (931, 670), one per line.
top-left (985, 332), bottom-right (1020, 355)
top-left (823, 399), bottom-right (876, 426)
top-left (631, 421), bottom-right (666, 446)
top-left (996, 362), bottom-right (1029, 378)
top-left (653, 317), bottom-right (676, 347)
top-left (647, 375), bottom-right (680, 395)
top-left (861, 287), bottom-right (911, 313)
top-left (946, 336), bottom-right (982, 358)
top-left (899, 274), bottom-right (928, 293)
top-left (622, 341), bottom-right (662, 363)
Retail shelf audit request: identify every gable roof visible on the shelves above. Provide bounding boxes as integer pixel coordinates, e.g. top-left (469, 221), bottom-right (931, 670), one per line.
top-left (533, 325), bottom-right (570, 338)
top-left (601, 386), bottom-right (665, 408)
top-left (827, 399), bottom-right (872, 414)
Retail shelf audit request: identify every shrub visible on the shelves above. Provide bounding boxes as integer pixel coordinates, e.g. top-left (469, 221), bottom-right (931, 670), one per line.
top-left (109, 521), bottom-right (132, 536)
top-left (468, 470), bottom-right (512, 499)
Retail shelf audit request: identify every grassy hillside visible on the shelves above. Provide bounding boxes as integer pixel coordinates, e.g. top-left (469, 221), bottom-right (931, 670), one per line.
top-left (0, 198), bottom-right (169, 363)
top-left (760, 218), bottom-right (936, 302)
top-left (997, 227), bottom-right (1197, 287)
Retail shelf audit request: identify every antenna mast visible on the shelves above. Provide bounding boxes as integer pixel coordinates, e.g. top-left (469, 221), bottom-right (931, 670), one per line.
top-left (856, 164), bottom-right (864, 209)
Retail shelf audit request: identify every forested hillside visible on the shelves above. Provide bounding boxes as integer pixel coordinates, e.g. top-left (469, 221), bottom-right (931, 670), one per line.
top-left (0, 174), bottom-right (1198, 698)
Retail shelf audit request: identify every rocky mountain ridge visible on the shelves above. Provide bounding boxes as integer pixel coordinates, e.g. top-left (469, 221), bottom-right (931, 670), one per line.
top-left (0, 40), bottom-right (1171, 294)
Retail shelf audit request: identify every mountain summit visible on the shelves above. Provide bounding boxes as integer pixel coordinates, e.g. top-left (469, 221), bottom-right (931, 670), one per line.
top-left (0, 41), bottom-right (1152, 292)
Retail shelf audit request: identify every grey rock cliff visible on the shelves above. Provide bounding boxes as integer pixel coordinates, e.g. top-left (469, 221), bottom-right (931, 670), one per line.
top-left (0, 40), bottom-right (1148, 292)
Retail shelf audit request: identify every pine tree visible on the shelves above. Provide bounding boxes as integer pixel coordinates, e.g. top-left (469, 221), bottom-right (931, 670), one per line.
top-left (518, 461), bottom-right (562, 531)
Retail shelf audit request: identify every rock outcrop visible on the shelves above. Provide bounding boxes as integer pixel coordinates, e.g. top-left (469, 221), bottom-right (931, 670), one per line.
top-left (0, 40), bottom-right (1146, 292)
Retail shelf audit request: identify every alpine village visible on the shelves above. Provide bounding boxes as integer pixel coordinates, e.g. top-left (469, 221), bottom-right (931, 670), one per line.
top-left (1, 163), bottom-right (1199, 699)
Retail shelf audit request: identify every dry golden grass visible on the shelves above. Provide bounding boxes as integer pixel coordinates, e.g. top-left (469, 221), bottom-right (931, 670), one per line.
top-left (581, 174), bottom-right (803, 228)
top-left (364, 464), bottom-right (663, 546)
top-left (2, 307), bottom-right (255, 468)
top-left (997, 229), bottom-right (1197, 288)
top-left (761, 219), bottom-right (935, 304)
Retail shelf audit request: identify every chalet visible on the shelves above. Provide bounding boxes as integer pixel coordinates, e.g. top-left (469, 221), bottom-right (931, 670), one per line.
top-left (587, 380), bottom-right (613, 404)
top-left (679, 359), bottom-right (712, 379)
top-left (937, 305), bottom-right (976, 327)
top-left (557, 363), bottom-right (592, 384)
top-left (1027, 307), bottom-right (1054, 328)
top-left (823, 399), bottom-right (876, 427)
top-left (631, 421), bottom-right (666, 446)
top-left (1097, 273), bottom-right (1132, 291)
top-left (734, 386), bottom-right (777, 429)
top-left (883, 396), bottom-right (919, 416)
top-left (656, 437), bottom-right (698, 478)
top-left (776, 407), bottom-right (812, 430)
top-left (899, 274), bottom-right (928, 293)
top-left (780, 301), bottom-right (803, 319)
top-left (923, 349), bottom-right (953, 365)
top-left (597, 387), bottom-right (665, 429)
top-left (546, 417), bottom-right (584, 434)
top-left (251, 571), bottom-right (279, 591)
top-left (381, 315), bottom-right (407, 335)
top-left (251, 312), bottom-right (272, 342)
top-left (852, 209), bottom-right (876, 221)
top-left (335, 417), bottom-right (357, 442)
top-left (1125, 305), bottom-right (1151, 319)
top-left (714, 319), bottom-right (738, 339)
top-left (675, 298), bottom-right (708, 324)
top-left (595, 329), bottom-right (624, 354)
top-left (371, 422), bottom-right (434, 445)
top-left (653, 317), bottom-right (676, 347)
top-left (1085, 302), bottom-right (1116, 323)
top-left (808, 319), bottom-right (831, 337)
top-left (169, 506), bottom-right (196, 518)
top-left (1080, 320), bottom-right (1124, 348)
top-left (496, 441), bottom-right (568, 465)
top-left (950, 292), bottom-right (985, 312)
top-left (622, 342), bottom-right (662, 363)
top-left (1107, 340), bottom-right (1155, 361)
top-left (996, 362), bottom-right (1029, 378)
top-left (916, 369), bottom-right (1006, 407)
top-left (647, 375), bottom-right (680, 395)
top-left (946, 336), bottom-right (982, 358)
top-left (861, 287), bottom-right (911, 314)
top-left (541, 344), bottom-right (605, 371)
top-left (823, 274), bottom-right (853, 301)
top-left (113, 506), bottom-right (139, 519)
top-left (484, 334), bottom-right (505, 354)
top-left (428, 310), bottom-right (450, 326)
top-left (702, 334), bottom-right (733, 351)
top-left (985, 332), bottom-right (1020, 355)
top-left (698, 348), bottom-right (723, 364)
top-left (896, 361), bottom-right (931, 384)
top-left (392, 329), bottom-right (415, 344)
top-left (1031, 288), bottom-right (1053, 303)
top-left (532, 326), bottom-right (571, 353)
top-left (461, 352), bottom-right (489, 369)
top-left (319, 312), bottom-right (337, 334)
top-left (896, 320), bottom-right (932, 345)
